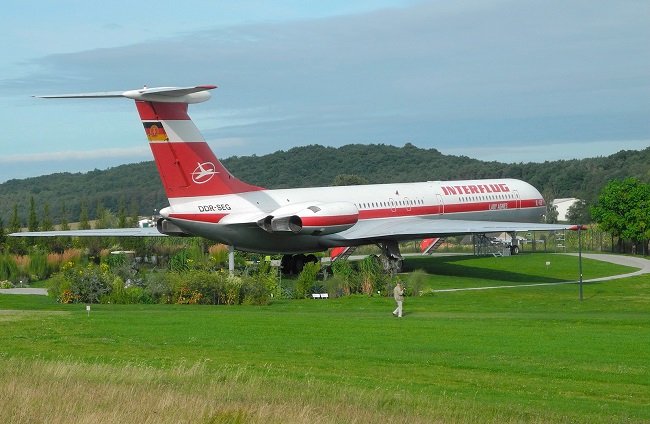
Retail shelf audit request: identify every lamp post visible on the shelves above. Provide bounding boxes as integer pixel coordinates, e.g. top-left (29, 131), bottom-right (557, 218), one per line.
top-left (578, 225), bottom-right (583, 301)
top-left (570, 225), bottom-right (586, 301)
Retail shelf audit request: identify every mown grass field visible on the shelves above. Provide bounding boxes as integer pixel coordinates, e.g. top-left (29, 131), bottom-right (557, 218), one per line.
top-left (1, 253), bottom-right (648, 423)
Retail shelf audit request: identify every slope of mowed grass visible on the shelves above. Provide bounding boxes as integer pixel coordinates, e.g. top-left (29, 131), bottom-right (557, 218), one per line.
top-left (0, 256), bottom-right (648, 423)
top-left (402, 253), bottom-right (637, 289)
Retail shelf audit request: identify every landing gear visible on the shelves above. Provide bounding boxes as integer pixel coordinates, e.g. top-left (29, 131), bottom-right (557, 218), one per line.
top-left (281, 254), bottom-right (319, 274)
top-left (378, 241), bottom-right (403, 274)
top-left (508, 231), bottom-right (520, 255)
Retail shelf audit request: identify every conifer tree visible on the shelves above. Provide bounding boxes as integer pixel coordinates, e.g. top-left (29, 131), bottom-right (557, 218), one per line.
top-left (41, 203), bottom-right (54, 232)
top-left (0, 216), bottom-right (5, 250)
top-left (117, 197), bottom-right (128, 228)
top-left (60, 200), bottom-right (70, 231)
top-left (95, 199), bottom-right (107, 229)
top-left (129, 198), bottom-right (140, 228)
top-left (10, 203), bottom-right (21, 234)
top-left (28, 196), bottom-right (39, 232)
top-left (79, 197), bottom-right (91, 230)
top-left (7, 203), bottom-right (25, 254)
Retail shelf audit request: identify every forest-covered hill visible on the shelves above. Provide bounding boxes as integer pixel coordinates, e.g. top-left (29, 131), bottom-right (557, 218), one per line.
top-left (1, 143), bottom-right (648, 226)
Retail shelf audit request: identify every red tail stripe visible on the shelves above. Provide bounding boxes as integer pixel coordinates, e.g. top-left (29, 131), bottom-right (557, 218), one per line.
top-left (136, 101), bottom-right (191, 121)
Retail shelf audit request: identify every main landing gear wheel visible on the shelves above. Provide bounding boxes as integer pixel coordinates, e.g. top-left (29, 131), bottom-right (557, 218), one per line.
top-left (281, 254), bottom-right (319, 274)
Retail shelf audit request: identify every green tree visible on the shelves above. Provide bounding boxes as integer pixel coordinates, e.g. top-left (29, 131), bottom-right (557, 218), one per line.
top-left (332, 174), bottom-right (368, 186)
top-left (591, 178), bottom-right (650, 253)
top-left (117, 197), bottom-right (128, 228)
top-left (7, 203), bottom-right (24, 254)
top-left (565, 199), bottom-right (592, 224)
top-left (542, 188), bottom-right (558, 224)
top-left (0, 216), bottom-right (5, 250)
top-left (28, 196), bottom-right (39, 232)
top-left (95, 199), bottom-right (108, 229)
top-left (41, 203), bottom-right (54, 232)
top-left (78, 198), bottom-right (91, 230)
top-left (39, 203), bottom-right (55, 251)
top-left (60, 200), bottom-right (70, 231)
top-left (128, 198), bottom-right (140, 228)
top-left (9, 204), bottom-right (21, 235)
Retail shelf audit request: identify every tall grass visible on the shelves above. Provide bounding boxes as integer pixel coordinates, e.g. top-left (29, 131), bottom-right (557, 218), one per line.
top-left (2, 357), bottom-right (459, 424)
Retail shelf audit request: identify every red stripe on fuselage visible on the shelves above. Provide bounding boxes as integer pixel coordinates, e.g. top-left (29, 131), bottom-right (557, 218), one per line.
top-left (169, 213), bottom-right (228, 223)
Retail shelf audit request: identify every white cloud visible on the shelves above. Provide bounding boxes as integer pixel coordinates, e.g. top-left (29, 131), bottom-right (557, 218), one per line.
top-left (0, 146), bottom-right (150, 164)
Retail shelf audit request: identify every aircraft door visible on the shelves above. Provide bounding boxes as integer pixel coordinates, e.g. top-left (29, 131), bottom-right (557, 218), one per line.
top-left (436, 194), bottom-right (444, 215)
top-left (389, 198), bottom-right (396, 213)
top-left (513, 190), bottom-right (521, 209)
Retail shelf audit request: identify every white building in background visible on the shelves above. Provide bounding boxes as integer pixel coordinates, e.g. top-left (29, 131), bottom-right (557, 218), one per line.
top-left (552, 198), bottom-right (580, 222)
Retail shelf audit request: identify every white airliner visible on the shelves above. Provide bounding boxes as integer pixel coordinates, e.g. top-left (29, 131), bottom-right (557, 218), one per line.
top-left (13, 85), bottom-right (572, 273)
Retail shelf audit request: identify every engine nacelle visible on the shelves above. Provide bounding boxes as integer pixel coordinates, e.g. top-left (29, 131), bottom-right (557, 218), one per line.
top-left (156, 218), bottom-right (191, 236)
top-left (258, 202), bottom-right (359, 235)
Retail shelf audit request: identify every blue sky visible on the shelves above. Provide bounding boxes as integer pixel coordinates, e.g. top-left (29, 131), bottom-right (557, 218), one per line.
top-left (1, 0), bottom-right (648, 182)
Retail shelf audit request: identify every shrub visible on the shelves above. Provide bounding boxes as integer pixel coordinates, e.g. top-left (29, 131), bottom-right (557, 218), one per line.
top-left (104, 252), bottom-right (128, 269)
top-left (169, 249), bottom-right (191, 272)
top-left (323, 274), bottom-right (347, 298)
top-left (52, 262), bottom-right (112, 304)
top-left (296, 262), bottom-right (321, 298)
top-left (28, 249), bottom-right (48, 280)
top-left (208, 244), bottom-right (229, 268)
top-left (331, 259), bottom-right (356, 295)
top-left (250, 260), bottom-right (280, 299)
top-left (240, 275), bottom-right (272, 305)
top-left (357, 255), bottom-right (382, 295)
top-left (0, 253), bottom-right (18, 282)
top-left (406, 269), bottom-right (428, 296)
top-left (70, 264), bottom-right (112, 303)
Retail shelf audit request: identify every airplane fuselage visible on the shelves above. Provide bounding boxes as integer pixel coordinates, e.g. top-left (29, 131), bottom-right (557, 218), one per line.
top-left (161, 178), bottom-right (546, 254)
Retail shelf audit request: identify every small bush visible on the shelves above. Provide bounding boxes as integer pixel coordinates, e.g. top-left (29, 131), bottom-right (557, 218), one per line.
top-left (0, 254), bottom-right (18, 282)
top-left (296, 262), bottom-right (321, 299)
top-left (52, 262), bottom-right (111, 303)
top-left (406, 269), bottom-right (428, 296)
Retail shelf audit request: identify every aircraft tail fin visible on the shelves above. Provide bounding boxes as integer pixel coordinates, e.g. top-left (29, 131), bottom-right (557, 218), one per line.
top-left (37, 85), bottom-right (264, 199)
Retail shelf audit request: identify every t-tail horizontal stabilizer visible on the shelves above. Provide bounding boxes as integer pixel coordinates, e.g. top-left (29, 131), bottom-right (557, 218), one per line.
top-left (35, 85), bottom-right (217, 104)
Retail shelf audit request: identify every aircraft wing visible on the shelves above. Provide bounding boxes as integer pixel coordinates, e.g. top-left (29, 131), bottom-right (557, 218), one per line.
top-left (9, 227), bottom-right (167, 237)
top-left (324, 217), bottom-right (573, 244)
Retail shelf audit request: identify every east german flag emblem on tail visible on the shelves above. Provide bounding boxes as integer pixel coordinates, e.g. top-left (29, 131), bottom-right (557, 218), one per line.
top-left (143, 122), bottom-right (168, 141)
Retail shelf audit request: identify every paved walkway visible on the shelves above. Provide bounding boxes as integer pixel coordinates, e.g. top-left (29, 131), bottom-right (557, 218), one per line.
top-left (566, 253), bottom-right (650, 281)
top-left (0, 288), bottom-right (48, 295)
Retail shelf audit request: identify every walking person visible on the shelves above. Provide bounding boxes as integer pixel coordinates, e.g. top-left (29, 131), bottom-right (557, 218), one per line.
top-left (393, 281), bottom-right (404, 318)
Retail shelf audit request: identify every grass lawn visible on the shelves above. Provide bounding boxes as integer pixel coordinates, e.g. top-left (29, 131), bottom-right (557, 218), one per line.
top-left (402, 252), bottom-right (638, 289)
top-left (0, 253), bottom-right (648, 423)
